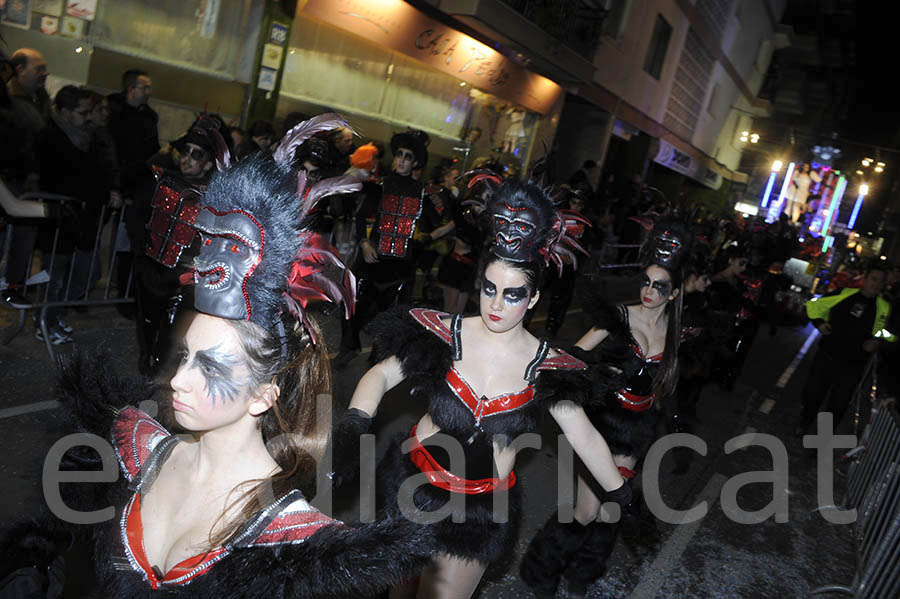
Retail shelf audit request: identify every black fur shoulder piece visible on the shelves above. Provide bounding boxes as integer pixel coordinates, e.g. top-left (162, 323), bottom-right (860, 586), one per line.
top-left (56, 350), bottom-right (159, 437)
top-left (366, 305), bottom-right (452, 380)
top-left (534, 368), bottom-right (591, 410)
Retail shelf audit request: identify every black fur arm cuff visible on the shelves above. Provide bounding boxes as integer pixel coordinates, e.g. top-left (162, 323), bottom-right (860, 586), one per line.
top-left (328, 408), bottom-right (373, 489)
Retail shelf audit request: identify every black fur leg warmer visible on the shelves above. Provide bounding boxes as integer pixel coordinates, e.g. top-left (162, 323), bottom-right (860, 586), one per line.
top-left (519, 511), bottom-right (591, 597)
top-left (564, 520), bottom-right (620, 595)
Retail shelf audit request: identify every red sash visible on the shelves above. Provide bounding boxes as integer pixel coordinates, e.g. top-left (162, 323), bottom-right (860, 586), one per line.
top-left (408, 426), bottom-right (516, 494)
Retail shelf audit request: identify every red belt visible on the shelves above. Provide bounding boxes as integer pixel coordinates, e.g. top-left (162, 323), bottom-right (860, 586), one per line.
top-left (616, 389), bottom-right (655, 412)
top-left (408, 426), bottom-right (516, 494)
top-left (618, 466), bottom-right (636, 479)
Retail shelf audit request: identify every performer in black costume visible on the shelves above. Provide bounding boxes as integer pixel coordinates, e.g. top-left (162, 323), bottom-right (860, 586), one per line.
top-left (330, 176), bottom-right (632, 598)
top-left (0, 115), bottom-right (432, 598)
top-left (334, 131), bottom-right (428, 367)
top-left (520, 218), bottom-right (692, 596)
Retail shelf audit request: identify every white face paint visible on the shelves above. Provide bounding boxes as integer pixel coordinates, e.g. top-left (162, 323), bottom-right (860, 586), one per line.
top-left (169, 314), bottom-right (257, 431)
top-left (479, 260), bottom-right (538, 333)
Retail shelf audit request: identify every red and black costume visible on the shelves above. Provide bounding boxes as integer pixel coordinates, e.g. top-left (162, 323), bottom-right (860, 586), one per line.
top-left (361, 306), bottom-right (591, 564)
top-left (337, 133), bottom-right (427, 360)
top-left (0, 355), bottom-right (432, 599)
top-left (521, 218), bottom-right (691, 596)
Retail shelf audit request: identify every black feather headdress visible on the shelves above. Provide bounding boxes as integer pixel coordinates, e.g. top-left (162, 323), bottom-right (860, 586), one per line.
top-left (192, 114), bottom-right (359, 340)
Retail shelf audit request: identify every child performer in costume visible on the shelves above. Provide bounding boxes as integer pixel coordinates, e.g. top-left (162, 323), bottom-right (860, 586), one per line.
top-left (331, 177), bottom-right (633, 599)
top-left (1, 115), bottom-right (432, 598)
top-left (520, 218), bottom-right (692, 596)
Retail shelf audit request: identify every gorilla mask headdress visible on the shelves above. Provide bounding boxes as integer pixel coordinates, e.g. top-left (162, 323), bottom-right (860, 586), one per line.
top-left (482, 179), bottom-right (590, 274)
top-left (641, 218), bottom-right (693, 273)
top-left (192, 113), bottom-right (360, 343)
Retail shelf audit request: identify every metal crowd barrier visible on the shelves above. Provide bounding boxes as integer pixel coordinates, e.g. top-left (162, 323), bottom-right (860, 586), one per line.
top-left (812, 353), bottom-right (900, 598)
top-left (1, 182), bottom-right (134, 361)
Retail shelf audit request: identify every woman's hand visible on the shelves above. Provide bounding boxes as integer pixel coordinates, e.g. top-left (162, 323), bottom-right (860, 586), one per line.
top-left (348, 356), bottom-right (404, 417)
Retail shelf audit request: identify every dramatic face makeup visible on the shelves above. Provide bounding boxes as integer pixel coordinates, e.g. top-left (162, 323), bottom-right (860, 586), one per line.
top-left (170, 314), bottom-right (257, 430)
top-left (640, 264), bottom-right (674, 308)
top-left (392, 148), bottom-right (415, 176)
top-left (193, 208), bottom-right (264, 320)
top-left (479, 261), bottom-right (536, 332)
top-left (176, 341), bottom-right (248, 405)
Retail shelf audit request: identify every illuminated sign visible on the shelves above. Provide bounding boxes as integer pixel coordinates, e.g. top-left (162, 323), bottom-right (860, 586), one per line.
top-left (301, 0), bottom-right (562, 114)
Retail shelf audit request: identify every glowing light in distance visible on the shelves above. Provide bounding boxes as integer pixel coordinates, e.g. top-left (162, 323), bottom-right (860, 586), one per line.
top-left (760, 171), bottom-right (777, 208)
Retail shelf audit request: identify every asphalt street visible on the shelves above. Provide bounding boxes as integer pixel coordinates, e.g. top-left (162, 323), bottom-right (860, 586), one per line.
top-left (0, 275), bottom-right (859, 598)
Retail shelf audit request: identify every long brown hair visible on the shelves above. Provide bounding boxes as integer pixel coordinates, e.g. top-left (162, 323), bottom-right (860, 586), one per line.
top-left (653, 267), bottom-right (683, 399)
top-left (206, 315), bottom-right (331, 549)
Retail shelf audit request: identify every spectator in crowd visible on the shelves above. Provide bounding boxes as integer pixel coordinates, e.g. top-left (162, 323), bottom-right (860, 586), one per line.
top-left (796, 262), bottom-right (895, 436)
top-left (106, 69), bottom-right (159, 308)
top-left (228, 125), bottom-right (246, 150)
top-left (34, 85), bottom-right (107, 343)
top-left (328, 126), bottom-right (354, 173)
top-left (2, 48), bottom-right (52, 306)
top-left (568, 159), bottom-right (598, 199)
top-left (237, 119), bottom-right (276, 158)
top-left (84, 90), bottom-right (121, 209)
top-left (107, 69), bottom-right (158, 199)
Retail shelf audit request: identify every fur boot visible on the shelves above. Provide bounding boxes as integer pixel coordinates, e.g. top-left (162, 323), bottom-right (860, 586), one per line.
top-left (564, 520), bottom-right (620, 596)
top-left (519, 511), bottom-right (591, 597)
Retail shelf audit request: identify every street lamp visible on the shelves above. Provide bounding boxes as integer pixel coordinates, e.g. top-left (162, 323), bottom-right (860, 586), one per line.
top-left (848, 182), bottom-right (868, 229)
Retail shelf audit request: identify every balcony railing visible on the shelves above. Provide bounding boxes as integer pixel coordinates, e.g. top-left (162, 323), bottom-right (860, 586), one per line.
top-left (500, 0), bottom-right (608, 57)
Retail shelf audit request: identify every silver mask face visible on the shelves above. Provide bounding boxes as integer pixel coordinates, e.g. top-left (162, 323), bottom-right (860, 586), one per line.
top-left (193, 207), bottom-right (263, 321)
top-left (491, 202), bottom-right (540, 262)
top-left (651, 230), bottom-right (682, 268)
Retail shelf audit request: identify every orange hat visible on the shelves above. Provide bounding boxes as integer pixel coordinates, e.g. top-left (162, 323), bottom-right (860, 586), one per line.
top-left (350, 143), bottom-right (379, 171)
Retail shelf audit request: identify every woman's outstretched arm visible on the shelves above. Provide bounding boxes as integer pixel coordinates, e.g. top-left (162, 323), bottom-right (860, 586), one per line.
top-left (348, 356), bottom-right (405, 417)
top-left (549, 401), bottom-right (624, 493)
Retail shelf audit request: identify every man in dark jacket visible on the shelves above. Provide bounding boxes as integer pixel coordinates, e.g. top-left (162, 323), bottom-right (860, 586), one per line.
top-left (106, 69), bottom-right (159, 199)
top-left (795, 263), bottom-right (895, 435)
top-left (106, 69), bottom-right (159, 307)
top-left (2, 48), bottom-right (51, 307)
top-left (35, 86), bottom-right (105, 343)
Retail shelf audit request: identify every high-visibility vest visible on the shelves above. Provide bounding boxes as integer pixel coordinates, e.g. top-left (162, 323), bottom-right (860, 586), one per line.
top-left (805, 287), bottom-right (896, 342)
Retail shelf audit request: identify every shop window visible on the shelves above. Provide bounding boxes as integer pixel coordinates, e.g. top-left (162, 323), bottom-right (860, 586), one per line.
top-left (280, 15), bottom-right (541, 174)
top-left (643, 14), bottom-right (672, 80)
top-left (91, 0), bottom-right (258, 81)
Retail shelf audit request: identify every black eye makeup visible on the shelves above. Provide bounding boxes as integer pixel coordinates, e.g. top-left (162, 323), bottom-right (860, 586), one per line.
top-left (482, 278), bottom-right (530, 305)
top-left (641, 276), bottom-right (672, 297)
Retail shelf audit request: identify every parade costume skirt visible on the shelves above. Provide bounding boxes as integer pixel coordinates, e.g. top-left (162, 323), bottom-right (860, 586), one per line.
top-left (377, 433), bottom-right (521, 565)
top-left (584, 400), bottom-right (659, 459)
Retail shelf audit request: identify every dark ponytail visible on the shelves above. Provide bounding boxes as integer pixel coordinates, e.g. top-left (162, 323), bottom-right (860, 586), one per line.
top-left (653, 269), bottom-right (683, 399)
